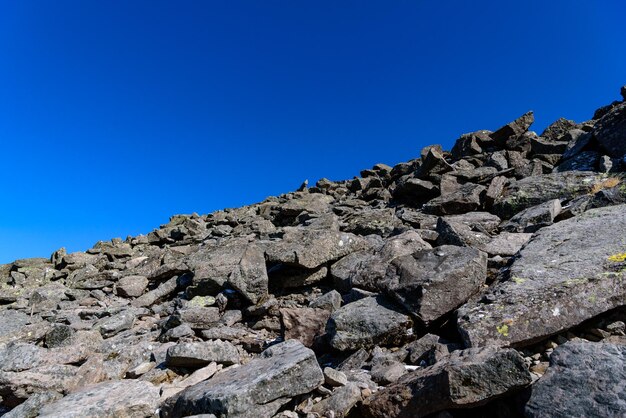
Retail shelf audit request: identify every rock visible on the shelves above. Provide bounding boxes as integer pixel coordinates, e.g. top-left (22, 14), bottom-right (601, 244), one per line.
top-left (479, 232), bottom-right (532, 257)
top-left (458, 204), bottom-right (626, 348)
top-left (310, 382), bottom-right (363, 417)
top-left (131, 275), bottom-right (178, 308)
top-left (2, 390), bottom-right (63, 418)
top-left (265, 227), bottom-right (368, 270)
top-left (309, 289), bottom-right (342, 312)
top-left (38, 380), bottom-right (160, 418)
top-left (369, 356), bottom-right (407, 385)
top-left (160, 340), bottom-right (324, 418)
top-left (593, 101), bottom-right (626, 158)
top-left (422, 183), bottom-right (485, 215)
top-left (540, 118), bottom-right (577, 142)
top-left (324, 367), bottom-right (348, 387)
top-left (273, 192), bottom-right (334, 225)
top-left (327, 296), bottom-right (412, 351)
top-left (392, 176), bottom-right (439, 204)
top-left (96, 310), bottom-right (135, 338)
top-left (362, 346), bottom-right (531, 418)
top-left (115, 275), bottom-right (148, 298)
top-left (280, 307), bottom-right (330, 347)
top-left (490, 111), bottom-right (534, 144)
top-left (526, 341), bottom-right (626, 418)
top-left (186, 239), bottom-right (268, 304)
top-left (450, 131), bottom-right (492, 159)
top-left (166, 340), bottom-right (240, 367)
top-left (501, 198), bottom-right (562, 233)
top-left (381, 246), bottom-right (487, 325)
top-left (492, 171), bottom-right (598, 219)
top-left (531, 136), bottom-right (569, 155)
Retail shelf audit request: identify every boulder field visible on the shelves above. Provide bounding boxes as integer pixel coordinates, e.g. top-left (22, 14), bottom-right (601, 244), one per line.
top-left (1, 87), bottom-right (626, 417)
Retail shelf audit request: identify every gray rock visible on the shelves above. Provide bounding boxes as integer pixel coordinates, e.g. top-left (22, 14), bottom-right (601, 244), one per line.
top-left (131, 275), bottom-right (178, 308)
top-left (310, 382), bottom-right (362, 417)
top-left (381, 246), bottom-right (487, 325)
top-left (593, 101), bottom-right (626, 158)
top-left (479, 232), bottom-right (532, 257)
top-left (370, 356), bottom-right (407, 385)
top-left (492, 171), bottom-right (598, 219)
top-left (166, 340), bottom-right (240, 367)
top-left (526, 341), bottom-right (626, 418)
top-left (458, 204), bottom-right (626, 348)
top-left (327, 296), bottom-right (412, 351)
top-left (309, 289), bottom-right (342, 312)
top-left (422, 183), bottom-right (486, 215)
top-left (501, 198), bottom-right (562, 233)
top-left (96, 310), bottom-right (135, 338)
top-left (166, 306), bottom-right (221, 330)
top-left (362, 346), bottom-right (531, 418)
top-left (2, 390), bottom-right (62, 418)
top-left (324, 367), bottom-right (348, 387)
top-left (115, 275), bottom-right (148, 298)
top-left (490, 111), bottom-right (534, 145)
top-left (38, 379), bottom-right (159, 418)
top-left (160, 340), bottom-right (324, 418)
top-left (186, 239), bottom-right (268, 304)
top-left (280, 307), bottom-right (330, 347)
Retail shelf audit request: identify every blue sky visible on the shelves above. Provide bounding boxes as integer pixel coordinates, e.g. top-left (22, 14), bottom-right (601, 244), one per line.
top-left (1, 1), bottom-right (625, 263)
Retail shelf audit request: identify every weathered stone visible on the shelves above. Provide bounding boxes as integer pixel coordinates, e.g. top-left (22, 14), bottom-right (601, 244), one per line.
top-left (131, 275), bottom-right (178, 308)
top-left (166, 306), bottom-right (221, 330)
top-left (115, 275), bottom-right (148, 298)
top-left (309, 289), bottom-right (342, 312)
top-left (186, 239), bottom-right (268, 304)
top-left (381, 246), bottom-right (487, 325)
top-left (422, 183), bottom-right (485, 215)
top-left (479, 232), bottom-right (532, 257)
top-left (531, 136), bottom-right (569, 155)
top-left (501, 199), bottom-right (562, 233)
top-left (273, 192), bottom-right (334, 225)
top-left (458, 204), bottom-right (626, 348)
top-left (492, 171), bottom-right (598, 219)
top-left (96, 310), bottom-right (135, 338)
top-left (310, 382), bottom-right (362, 417)
top-left (490, 111), bottom-right (534, 144)
top-left (166, 340), bottom-right (240, 367)
top-left (593, 101), bottom-right (626, 158)
top-left (540, 117), bottom-right (577, 142)
top-left (393, 176), bottom-right (439, 204)
top-left (160, 340), bottom-right (323, 418)
top-left (280, 307), bottom-right (330, 347)
top-left (324, 367), bottom-right (348, 387)
top-left (362, 346), bottom-right (531, 418)
top-left (327, 296), bottom-right (412, 351)
top-left (2, 390), bottom-right (62, 418)
top-left (38, 380), bottom-right (159, 418)
top-left (526, 341), bottom-right (626, 418)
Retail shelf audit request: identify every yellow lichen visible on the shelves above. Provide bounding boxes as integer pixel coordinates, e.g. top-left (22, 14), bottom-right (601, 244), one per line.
top-left (608, 253), bottom-right (626, 263)
top-left (511, 277), bottom-right (526, 284)
top-left (590, 176), bottom-right (621, 195)
top-left (496, 324), bottom-right (509, 337)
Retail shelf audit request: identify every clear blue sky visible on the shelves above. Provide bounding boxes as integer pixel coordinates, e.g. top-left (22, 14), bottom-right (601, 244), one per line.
top-left (1, 1), bottom-right (625, 263)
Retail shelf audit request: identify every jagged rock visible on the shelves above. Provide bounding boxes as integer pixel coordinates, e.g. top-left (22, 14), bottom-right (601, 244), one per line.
top-left (273, 192), bottom-right (334, 225)
top-left (2, 390), bottom-right (62, 418)
top-left (38, 380), bottom-right (160, 418)
top-left (381, 246), bottom-right (487, 325)
top-left (327, 296), bottom-right (412, 351)
top-left (593, 101), bottom-right (626, 158)
top-left (323, 367), bottom-right (348, 387)
top-left (132, 275), bottom-right (178, 307)
top-left (280, 307), bottom-right (330, 347)
top-left (490, 111), bottom-right (534, 145)
top-left (526, 341), bottom-right (626, 418)
top-left (492, 171), bottom-right (598, 219)
top-left (393, 176), bottom-right (439, 204)
top-left (458, 204), bottom-right (626, 348)
top-left (362, 346), bottom-right (532, 418)
top-left (309, 289), bottom-right (342, 312)
top-left (501, 198), bottom-right (562, 232)
top-left (160, 340), bottom-right (324, 418)
top-left (370, 356), bottom-right (407, 385)
top-left (115, 275), bottom-right (148, 298)
top-left (451, 130), bottom-right (492, 159)
top-left (310, 382), bottom-right (362, 417)
top-left (186, 239), bottom-right (268, 304)
top-left (96, 310), bottom-right (135, 338)
top-left (166, 340), bottom-right (240, 367)
top-left (422, 183), bottom-right (486, 215)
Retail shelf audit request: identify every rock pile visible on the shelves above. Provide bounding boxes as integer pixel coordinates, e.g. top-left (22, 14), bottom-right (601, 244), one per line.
top-left (1, 87), bottom-right (626, 417)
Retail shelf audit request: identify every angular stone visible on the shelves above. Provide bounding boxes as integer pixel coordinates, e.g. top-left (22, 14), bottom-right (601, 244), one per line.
top-left (458, 204), bottom-right (626, 348)
top-left (265, 228), bottom-right (368, 270)
top-left (479, 232), bottom-right (532, 257)
top-left (327, 296), bottom-right (412, 351)
top-left (490, 111), bottom-right (534, 144)
top-left (280, 307), bottom-right (330, 347)
top-left (540, 117), bottom-right (577, 142)
top-left (492, 171), bottom-right (598, 219)
top-left (115, 275), bottom-right (148, 298)
top-left (2, 390), bottom-right (62, 418)
top-left (96, 310), bottom-right (135, 338)
top-left (501, 199), bottom-right (562, 233)
top-left (309, 290), bottom-right (342, 312)
top-left (310, 382), bottom-right (362, 417)
top-left (530, 136), bottom-right (569, 155)
top-left (422, 183), bottom-right (485, 215)
top-left (593, 101), bottom-right (626, 158)
top-left (525, 341), bottom-right (626, 417)
top-left (273, 192), bottom-right (334, 225)
top-left (393, 177), bottom-right (439, 204)
top-left (160, 340), bottom-right (324, 418)
top-left (362, 346), bottom-right (532, 418)
top-left (38, 380), bottom-right (160, 418)
top-left (451, 131), bottom-right (492, 159)
top-left (323, 367), bottom-right (348, 387)
top-left (186, 239), bottom-right (268, 304)
top-left (381, 246), bottom-right (487, 325)
top-left (131, 275), bottom-right (178, 308)
top-left (166, 340), bottom-right (240, 367)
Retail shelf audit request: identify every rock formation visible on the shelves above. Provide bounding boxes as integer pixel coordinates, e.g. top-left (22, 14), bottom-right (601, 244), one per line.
top-left (1, 87), bottom-right (626, 417)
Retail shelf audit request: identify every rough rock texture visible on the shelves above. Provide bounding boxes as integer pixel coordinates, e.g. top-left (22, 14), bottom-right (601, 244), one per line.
top-left (0, 87), bottom-right (625, 417)
top-left (362, 346), bottom-right (532, 417)
top-left (458, 204), bottom-right (626, 348)
top-left (160, 340), bottom-right (323, 418)
top-left (525, 341), bottom-right (626, 418)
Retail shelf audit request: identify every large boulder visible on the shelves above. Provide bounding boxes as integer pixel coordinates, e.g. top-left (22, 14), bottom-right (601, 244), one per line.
top-left (381, 246), bottom-right (487, 325)
top-left (458, 204), bottom-right (626, 348)
top-left (362, 346), bottom-right (531, 418)
top-left (593, 101), bottom-right (626, 158)
top-left (327, 296), bottom-right (413, 351)
top-left (526, 341), bottom-right (626, 418)
top-left (160, 340), bottom-right (323, 418)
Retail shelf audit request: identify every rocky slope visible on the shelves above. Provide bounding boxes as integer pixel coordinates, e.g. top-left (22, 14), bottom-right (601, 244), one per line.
top-left (1, 87), bottom-right (626, 418)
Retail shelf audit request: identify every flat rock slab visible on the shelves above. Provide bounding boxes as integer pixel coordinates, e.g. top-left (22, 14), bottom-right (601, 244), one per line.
top-left (458, 204), bottom-right (626, 348)
top-left (166, 340), bottom-right (240, 367)
top-left (327, 296), bottom-right (412, 351)
top-left (525, 341), bottom-right (626, 418)
top-left (160, 340), bottom-right (323, 418)
top-left (362, 346), bottom-right (531, 418)
top-left (382, 246), bottom-right (487, 325)
top-left (38, 380), bottom-right (160, 418)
